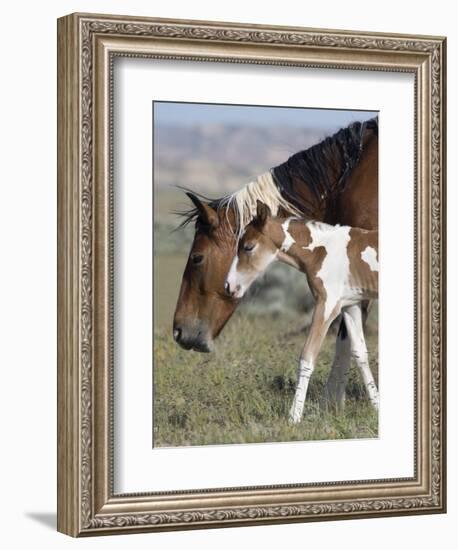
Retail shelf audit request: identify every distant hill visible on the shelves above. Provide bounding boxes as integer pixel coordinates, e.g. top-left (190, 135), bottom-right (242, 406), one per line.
top-left (154, 124), bottom-right (325, 195)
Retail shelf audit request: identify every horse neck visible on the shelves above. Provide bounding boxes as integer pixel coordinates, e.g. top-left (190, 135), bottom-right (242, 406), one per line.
top-left (266, 217), bottom-right (312, 270)
top-left (274, 121), bottom-right (377, 223)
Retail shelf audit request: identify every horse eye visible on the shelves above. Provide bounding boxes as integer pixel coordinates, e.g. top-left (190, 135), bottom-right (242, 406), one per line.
top-left (191, 254), bottom-right (204, 265)
top-left (243, 242), bottom-right (255, 253)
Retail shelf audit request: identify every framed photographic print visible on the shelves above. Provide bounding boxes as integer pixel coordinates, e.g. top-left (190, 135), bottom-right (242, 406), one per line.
top-left (57, 13), bottom-right (446, 537)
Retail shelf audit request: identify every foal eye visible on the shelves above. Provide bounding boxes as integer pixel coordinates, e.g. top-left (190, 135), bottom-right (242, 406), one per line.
top-left (243, 243), bottom-right (255, 253)
top-left (191, 254), bottom-right (204, 265)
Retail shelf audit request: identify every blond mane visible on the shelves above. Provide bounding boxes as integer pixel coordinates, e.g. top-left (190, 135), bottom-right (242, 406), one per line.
top-left (219, 171), bottom-right (301, 240)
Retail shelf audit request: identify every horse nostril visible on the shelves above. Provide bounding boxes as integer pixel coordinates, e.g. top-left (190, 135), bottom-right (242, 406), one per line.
top-left (173, 327), bottom-right (182, 342)
top-left (224, 281), bottom-right (231, 296)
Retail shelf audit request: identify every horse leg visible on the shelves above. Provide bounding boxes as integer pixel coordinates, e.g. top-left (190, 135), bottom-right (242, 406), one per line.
top-left (342, 304), bottom-right (379, 410)
top-left (322, 300), bottom-right (373, 409)
top-left (322, 316), bottom-right (351, 410)
top-left (289, 303), bottom-right (341, 424)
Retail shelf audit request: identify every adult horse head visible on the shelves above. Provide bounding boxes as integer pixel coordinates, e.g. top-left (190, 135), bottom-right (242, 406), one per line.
top-left (173, 118), bottom-right (379, 352)
top-left (172, 173), bottom-right (298, 352)
top-left (172, 194), bottom-right (239, 352)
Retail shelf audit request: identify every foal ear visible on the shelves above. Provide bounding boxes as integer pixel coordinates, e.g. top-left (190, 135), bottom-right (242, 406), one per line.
top-left (186, 192), bottom-right (219, 229)
top-left (254, 200), bottom-right (271, 229)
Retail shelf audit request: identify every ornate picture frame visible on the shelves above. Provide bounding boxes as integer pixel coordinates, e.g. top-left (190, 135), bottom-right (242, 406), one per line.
top-left (57, 12), bottom-right (446, 536)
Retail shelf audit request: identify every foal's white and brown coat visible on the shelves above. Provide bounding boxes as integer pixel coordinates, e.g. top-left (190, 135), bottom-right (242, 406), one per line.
top-left (225, 202), bottom-right (379, 423)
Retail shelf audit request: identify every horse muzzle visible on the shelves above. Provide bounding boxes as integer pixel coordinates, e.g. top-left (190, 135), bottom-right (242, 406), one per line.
top-left (172, 323), bottom-right (213, 353)
top-left (224, 280), bottom-right (244, 300)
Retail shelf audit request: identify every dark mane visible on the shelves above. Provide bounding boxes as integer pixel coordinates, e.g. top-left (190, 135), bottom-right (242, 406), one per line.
top-left (176, 116), bottom-right (378, 227)
top-left (271, 117), bottom-right (378, 217)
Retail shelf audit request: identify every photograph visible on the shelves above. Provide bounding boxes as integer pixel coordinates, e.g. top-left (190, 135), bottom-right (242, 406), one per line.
top-left (153, 101), bottom-right (379, 447)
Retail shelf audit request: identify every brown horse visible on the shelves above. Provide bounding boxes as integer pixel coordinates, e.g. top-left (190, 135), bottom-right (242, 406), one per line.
top-left (173, 118), bottom-right (378, 400)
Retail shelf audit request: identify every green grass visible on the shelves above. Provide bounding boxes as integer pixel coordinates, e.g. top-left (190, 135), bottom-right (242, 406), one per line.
top-left (154, 253), bottom-right (188, 328)
top-left (153, 312), bottom-right (378, 447)
top-left (152, 243), bottom-right (379, 448)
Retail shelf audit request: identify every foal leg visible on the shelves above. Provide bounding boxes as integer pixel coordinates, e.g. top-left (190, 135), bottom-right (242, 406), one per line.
top-left (289, 303), bottom-right (341, 424)
top-left (342, 304), bottom-right (379, 410)
top-left (322, 317), bottom-right (351, 410)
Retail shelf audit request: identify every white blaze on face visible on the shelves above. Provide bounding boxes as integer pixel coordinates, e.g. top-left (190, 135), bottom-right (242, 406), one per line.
top-left (226, 255), bottom-right (241, 296)
top-left (226, 248), bottom-right (277, 299)
top-left (280, 217), bottom-right (296, 252)
top-left (361, 246), bottom-right (379, 272)
top-left (304, 222), bottom-right (351, 322)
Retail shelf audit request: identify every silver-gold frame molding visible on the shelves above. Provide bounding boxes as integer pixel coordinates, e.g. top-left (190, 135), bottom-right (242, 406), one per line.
top-left (57, 12), bottom-right (446, 537)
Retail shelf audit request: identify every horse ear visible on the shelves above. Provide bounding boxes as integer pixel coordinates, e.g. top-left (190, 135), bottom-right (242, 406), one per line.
top-left (186, 192), bottom-right (219, 229)
top-left (254, 200), bottom-right (271, 229)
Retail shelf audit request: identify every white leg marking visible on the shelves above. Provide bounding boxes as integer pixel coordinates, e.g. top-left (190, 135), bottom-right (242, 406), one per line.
top-left (342, 305), bottom-right (379, 410)
top-left (361, 246), bottom-right (379, 272)
top-left (289, 359), bottom-right (314, 424)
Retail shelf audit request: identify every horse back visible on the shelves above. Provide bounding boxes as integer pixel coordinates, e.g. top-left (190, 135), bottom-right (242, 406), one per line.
top-left (330, 130), bottom-right (378, 231)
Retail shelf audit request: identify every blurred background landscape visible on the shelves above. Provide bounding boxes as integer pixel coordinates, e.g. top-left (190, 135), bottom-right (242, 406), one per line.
top-left (153, 102), bottom-right (378, 447)
top-left (153, 123), bottom-right (322, 325)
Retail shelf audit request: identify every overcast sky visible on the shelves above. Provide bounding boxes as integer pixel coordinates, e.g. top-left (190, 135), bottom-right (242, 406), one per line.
top-left (154, 101), bottom-right (377, 131)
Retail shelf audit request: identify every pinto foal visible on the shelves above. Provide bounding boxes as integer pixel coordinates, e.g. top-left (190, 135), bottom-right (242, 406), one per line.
top-left (225, 201), bottom-right (379, 424)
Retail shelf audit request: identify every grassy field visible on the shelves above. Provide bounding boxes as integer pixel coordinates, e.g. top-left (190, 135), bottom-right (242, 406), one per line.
top-left (153, 252), bottom-right (378, 448)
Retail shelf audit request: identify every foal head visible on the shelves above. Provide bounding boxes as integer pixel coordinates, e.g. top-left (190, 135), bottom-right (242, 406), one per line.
top-left (225, 202), bottom-right (278, 299)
